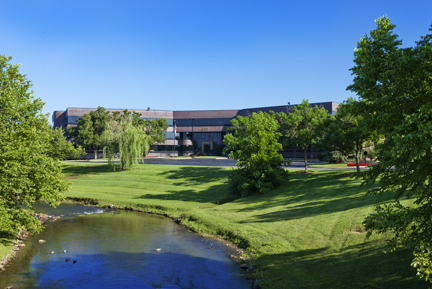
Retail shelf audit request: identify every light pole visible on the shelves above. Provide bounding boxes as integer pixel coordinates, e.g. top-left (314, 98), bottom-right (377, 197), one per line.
top-left (191, 118), bottom-right (195, 156)
top-left (173, 120), bottom-right (176, 157)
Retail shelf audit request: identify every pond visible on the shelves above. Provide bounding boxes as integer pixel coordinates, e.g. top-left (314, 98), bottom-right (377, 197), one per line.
top-left (0, 203), bottom-right (250, 289)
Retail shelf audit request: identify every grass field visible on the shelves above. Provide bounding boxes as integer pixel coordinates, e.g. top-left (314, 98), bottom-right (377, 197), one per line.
top-left (58, 162), bottom-right (427, 288)
top-left (1, 162), bottom-right (427, 288)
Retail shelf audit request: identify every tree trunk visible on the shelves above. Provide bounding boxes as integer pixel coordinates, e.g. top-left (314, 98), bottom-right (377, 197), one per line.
top-left (311, 147), bottom-right (313, 159)
top-left (94, 149), bottom-right (97, 160)
top-left (304, 148), bottom-right (308, 172)
top-left (355, 153), bottom-right (360, 174)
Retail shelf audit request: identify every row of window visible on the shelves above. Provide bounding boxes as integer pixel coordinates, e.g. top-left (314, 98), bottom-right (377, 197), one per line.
top-left (153, 145), bottom-right (226, 152)
top-left (67, 116), bottom-right (176, 126)
top-left (173, 118), bottom-right (232, 126)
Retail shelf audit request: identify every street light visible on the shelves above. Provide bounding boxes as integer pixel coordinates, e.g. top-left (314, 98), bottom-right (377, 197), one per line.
top-left (173, 120), bottom-right (177, 157)
top-left (191, 119), bottom-right (195, 156)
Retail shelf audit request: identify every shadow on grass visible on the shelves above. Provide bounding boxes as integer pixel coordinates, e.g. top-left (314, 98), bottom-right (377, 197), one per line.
top-left (255, 241), bottom-right (427, 289)
top-left (156, 166), bottom-right (231, 185)
top-left (135, 166), bottom-right (238, 204)
top-left (233, 171), bottom-right (389, 222)
top-left (0, 230), bottom-right (15, 246)
top-left (61, 163), bottom-right (115, 178)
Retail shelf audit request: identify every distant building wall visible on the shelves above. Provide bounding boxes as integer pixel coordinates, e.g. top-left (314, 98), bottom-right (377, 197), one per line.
top-left (52, 102), bottom-right (339, 157)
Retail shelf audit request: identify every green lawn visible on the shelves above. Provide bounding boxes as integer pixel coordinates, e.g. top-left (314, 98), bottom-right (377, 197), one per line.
top-left (1, 162), bottom-right (427, 288)
top-left (0, 232), bottom-right (15, 264)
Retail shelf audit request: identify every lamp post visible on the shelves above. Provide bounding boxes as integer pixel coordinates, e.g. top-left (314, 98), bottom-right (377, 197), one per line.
top-left (173, 120), bottom-right (176, 157)
top-left (191, 119), bottom-right (195, 156)
top-left (192, 118), bottom-right (195, 155)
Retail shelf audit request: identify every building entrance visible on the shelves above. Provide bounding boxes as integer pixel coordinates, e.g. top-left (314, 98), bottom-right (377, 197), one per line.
top-left (201, 142), bottom-right (213, 153)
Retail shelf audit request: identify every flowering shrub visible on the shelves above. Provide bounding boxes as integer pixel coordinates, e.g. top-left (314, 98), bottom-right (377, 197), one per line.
top-left (347, 162), bottom-right (370, 166)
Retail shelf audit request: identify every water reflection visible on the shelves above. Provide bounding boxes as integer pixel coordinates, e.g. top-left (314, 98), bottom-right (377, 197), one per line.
top-left (0, 204), bottom-right (250, 289)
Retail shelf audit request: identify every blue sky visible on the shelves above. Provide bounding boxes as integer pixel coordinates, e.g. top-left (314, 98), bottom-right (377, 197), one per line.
top-left (1, 0), bottom-right (431, 120)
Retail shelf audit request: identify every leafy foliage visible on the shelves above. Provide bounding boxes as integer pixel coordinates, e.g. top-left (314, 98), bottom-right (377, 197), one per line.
top-left (224, 111), bottom-right (289, 197)
top-left (71, 107), bottom-right (168, 163)
top-left (102, 112), bottom-right (148, 170)
top-left (318, 98), bottom-right (380, 173)
top-left (0, 55), bottom-right (68, 236)
top-left (46, 127), bottom-right (85, 160)
top-left (69, 106), bottom-right (110, 159)
top-left (347, 17), bottom-right (432, 281)
top-left (278, 99), bottom-right (332, 171)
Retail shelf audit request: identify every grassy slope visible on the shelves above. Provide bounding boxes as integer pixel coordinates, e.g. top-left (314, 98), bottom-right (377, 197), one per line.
top-left (0, 232), bottom-right (15, 263)
top-left (2, 162), bottom-right (426, 288)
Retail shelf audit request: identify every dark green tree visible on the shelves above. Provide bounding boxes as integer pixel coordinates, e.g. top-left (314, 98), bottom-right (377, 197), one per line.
top-left (69, 106), bottom-right (110, 159)
top-left (0, 55), bottom-right (69, 236)
top-left (142, 118), bottom-right (168, 152)
top-left (279, 99), bottom-right (331, 172)
top-left (47, 127), bottom-right (85, 160)
top-left (347, 17), bottom-right (432, 281)
top-left (318, 98), bottom-right (380, 173)
top-left (224, 111), bottom-right (289, 197)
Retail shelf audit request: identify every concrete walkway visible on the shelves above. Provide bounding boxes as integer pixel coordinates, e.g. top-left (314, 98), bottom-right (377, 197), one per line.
top-left (140, 157), bottom-right (370, 171)
top-left (64, 157), bottom-right (371, 171)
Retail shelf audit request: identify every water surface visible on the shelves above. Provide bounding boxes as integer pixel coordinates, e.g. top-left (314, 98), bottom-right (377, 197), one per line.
top-left (0, 203), bottom-right (250, 289)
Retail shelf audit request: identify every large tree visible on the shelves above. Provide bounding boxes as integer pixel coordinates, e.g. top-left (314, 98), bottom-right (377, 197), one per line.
top-left (318, 98), bottom-right (380, 173)
top-left (0, 55), bottom-right (69, 236)
top-left (69, 106), bottom-right (110, 159)
top-left (347, 17), bottom-right (432, 281)
top-left (101, 109), bottom-right (168, 170)
top-left (47, 127), bottom-right (85, 161)
top-left (224, 111), bottom-right (289, 197)
top-left (102, 111), bottom-right (148, 170)
top-left (279, 99), bottom-right (331, 172)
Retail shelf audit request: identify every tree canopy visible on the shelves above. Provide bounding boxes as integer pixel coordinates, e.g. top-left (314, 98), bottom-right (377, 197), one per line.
top-left (0, 55), bottom-right (68, 236)
top-left (224, 111), bottom-right (289, 197)
top-left (279, 99), bottom-right (331, 172)
top-left (102, 111), bottom-right (148, 170)
top-left (71, 107), bottom-right (168, 162)
top-left (47, 127), bottom-right (85, 161)
top-left (69, 106), bottom-right (110, 159)
top-left (318, 98), bottom-right (380, 173)
top-left (347, 17), bottom-right (432, 281)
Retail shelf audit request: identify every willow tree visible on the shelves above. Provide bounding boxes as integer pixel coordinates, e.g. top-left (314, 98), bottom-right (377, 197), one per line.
top-left (102, 114), bottom-right (148, 170)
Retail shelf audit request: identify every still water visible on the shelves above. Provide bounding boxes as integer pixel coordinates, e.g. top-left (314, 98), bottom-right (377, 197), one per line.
top-left (0, 203), bottom-right (250, 289)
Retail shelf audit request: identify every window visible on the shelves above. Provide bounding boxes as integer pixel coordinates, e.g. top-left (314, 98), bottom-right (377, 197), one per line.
top-left (174, 118), bottom-right (232, 126)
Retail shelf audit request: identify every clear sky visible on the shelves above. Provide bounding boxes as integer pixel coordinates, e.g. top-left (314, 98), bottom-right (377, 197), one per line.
top-left (1, 0), bottom-right (431, 121)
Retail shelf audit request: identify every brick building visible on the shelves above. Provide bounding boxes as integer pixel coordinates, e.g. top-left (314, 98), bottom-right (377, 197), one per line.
top-left (52, 101), bottom-right (339, 158)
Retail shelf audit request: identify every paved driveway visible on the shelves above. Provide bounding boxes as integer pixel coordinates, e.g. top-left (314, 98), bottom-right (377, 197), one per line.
top-left (142, 158), bottom-right (370, 171)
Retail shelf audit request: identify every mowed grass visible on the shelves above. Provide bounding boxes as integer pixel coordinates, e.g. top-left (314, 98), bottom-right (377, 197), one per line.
top-left (1, 162), bottom-right (425, 288)
top-left (0, 231), bottom-right (15, 262)
top-left (62, 162), bottom-right (236, 212)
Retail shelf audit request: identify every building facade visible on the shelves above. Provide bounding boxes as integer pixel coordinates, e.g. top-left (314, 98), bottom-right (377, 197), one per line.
top-left (52, 102), bottom-right (339, 158)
